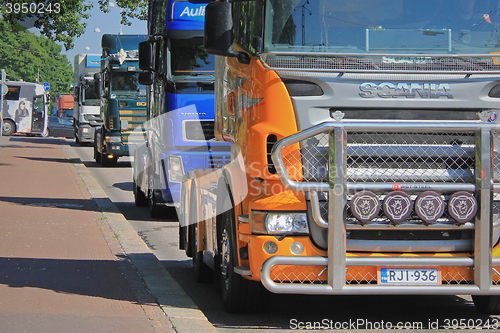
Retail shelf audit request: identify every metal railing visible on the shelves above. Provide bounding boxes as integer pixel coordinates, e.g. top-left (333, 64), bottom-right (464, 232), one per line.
top-left (263, 120), bottom-right (500, 294)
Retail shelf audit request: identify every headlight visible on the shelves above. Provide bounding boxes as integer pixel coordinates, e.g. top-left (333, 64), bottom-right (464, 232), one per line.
top-left (105, 136), bottom-right (121, 143)
top-left (168, 155), bottom-right (184, 183)
top-left (252, 211), bottom-right (309, 235)
top-left (82, 128), bottom-right (90, 133)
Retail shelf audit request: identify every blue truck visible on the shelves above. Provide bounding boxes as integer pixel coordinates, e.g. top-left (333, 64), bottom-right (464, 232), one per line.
top-left (94, 34), bottom-right (148, 167)
top-left (133, 0), bottom-right (230, 219)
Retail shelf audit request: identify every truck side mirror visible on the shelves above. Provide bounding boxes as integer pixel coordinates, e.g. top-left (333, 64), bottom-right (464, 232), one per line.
top-left (93, 73), bottom-right (101, 96)
top-left (139, 71), bottom-right (153, 85)
top-left (139, 41), bottom-right (154, 71)
top-left (204, 1), bottom-right (235, 56)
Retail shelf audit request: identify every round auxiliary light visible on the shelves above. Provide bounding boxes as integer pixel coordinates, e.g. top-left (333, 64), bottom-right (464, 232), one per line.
top-left (383, 191), bottom-right (412, 224)
top-left (264, 241), bottom-right (278, 254)
top-left (292, 214), bottom-right (308, 232)
top-left (414, 191), bottom-right (445, 224)
top-left (448, 191), bottom-right (478, 223)
top-left (290, 242), bottom-right (304, 255)
top-left (350, 190), bottom-right (380, 224)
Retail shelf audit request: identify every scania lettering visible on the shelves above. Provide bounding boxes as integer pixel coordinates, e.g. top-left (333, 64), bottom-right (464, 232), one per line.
top-left (133, 0), bottom-right (230, 218)
top-left (359, 82), bottom-right (454, 99)
top-left (180, 0), bottom-right (500, 314)
top-left (94, 34), bottom-right (148, 166)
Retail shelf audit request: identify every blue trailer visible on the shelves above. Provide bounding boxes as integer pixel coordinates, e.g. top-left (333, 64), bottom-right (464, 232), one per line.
top-left (133, 0), bottom-right (230, 219)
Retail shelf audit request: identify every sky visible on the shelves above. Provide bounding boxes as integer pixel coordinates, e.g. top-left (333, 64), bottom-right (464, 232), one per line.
top-left (59, 0), bottom-right (147, 68)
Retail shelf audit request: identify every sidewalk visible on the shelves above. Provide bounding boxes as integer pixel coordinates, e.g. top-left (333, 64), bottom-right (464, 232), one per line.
top-left (0, 135), bottom-right (174, 333)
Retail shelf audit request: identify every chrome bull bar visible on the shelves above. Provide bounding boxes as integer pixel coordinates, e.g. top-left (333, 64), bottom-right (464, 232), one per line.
top-left (266, 120), bottom-right (500, 294)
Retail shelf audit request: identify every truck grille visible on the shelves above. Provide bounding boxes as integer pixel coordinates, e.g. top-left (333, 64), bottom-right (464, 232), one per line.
top-left (184, 120), bottom-right (215, 141)
top-left (300, 131), bottom-right (477, 184)
top-left (274, 122), bottom-right (500, 253)
top-left (263, 54), bottom-right (500, 73)
top-left (269, 265), bottom-right (490, 285)
top-left (208, 155), bottom-right (230, 169)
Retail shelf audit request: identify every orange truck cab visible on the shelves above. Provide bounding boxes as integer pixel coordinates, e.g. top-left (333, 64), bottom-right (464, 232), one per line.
top-left (180, 0), bottom-right (500, 314)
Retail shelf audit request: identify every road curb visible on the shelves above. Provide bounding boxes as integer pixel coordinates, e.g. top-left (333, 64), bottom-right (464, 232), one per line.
top-left (63, 143), bottom-right (218, 333)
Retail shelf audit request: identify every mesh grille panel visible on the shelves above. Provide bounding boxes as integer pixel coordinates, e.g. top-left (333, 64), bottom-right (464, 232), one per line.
top-left (271, 265), bottom-right (328, 284)
top-left (264, 54), bottom-right (500, 72)
top-left (441, 266), bottom-right (473, 285)
top-left (185, 120), bottom-right (215, 141)
top-left (494, 267), bottom-right (500, 285)
top-left (267, 264), bottom-right (487, 285)
top-left (284, 132), bottom-right (477, 184)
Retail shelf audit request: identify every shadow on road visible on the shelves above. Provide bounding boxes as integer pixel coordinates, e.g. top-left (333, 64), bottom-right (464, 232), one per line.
top-left (114, 202), bottom-right (178, 222)
top-left (8, 137), bottom-right (66, 145)
top-left (113, 182), bottom-right (133, 192)
top-left (0, 256), bottom-right (152, 304)
top-left (14, 156), bottom-right (76, 164)
top-left (161, 256), bottom-right (495, 330)
top-left (0, 196), bottom-right (101, 212)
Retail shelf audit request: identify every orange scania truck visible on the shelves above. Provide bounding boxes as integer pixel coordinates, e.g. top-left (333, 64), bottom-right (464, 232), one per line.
top-left (180, 0), bottom-right (500, 313)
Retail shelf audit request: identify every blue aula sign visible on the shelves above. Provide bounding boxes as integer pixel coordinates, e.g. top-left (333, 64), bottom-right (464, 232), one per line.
top-left (172, 2), bottom-right (206, 21)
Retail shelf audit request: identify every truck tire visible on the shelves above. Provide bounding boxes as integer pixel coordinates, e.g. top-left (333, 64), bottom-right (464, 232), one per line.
top-left (94, 134), bottom-right (101, 163)
top-left (133, 178), bottom-right (148, 207)
top-left (218, 195), bottom-right (261, 313)
top-left (189, 185), bottom-right (212, 283)
top-left (179, 183), bottom-right (190, 254)
top-left (148, 172), bottom-right (163, 218)
top-left (190, 222), bottom-right (212, 283)
top-left (473, 295), bottom-right (500, 314)
top-left (2, 119), bottom-right (15, 136)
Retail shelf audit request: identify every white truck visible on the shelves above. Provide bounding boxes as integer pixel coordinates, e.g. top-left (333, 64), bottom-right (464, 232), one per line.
top-left (73, 54), bottom-right (103, 145)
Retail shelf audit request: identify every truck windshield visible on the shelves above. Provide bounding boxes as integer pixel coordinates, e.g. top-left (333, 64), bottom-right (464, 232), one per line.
top-left (170, 37), bottom-right (215, 80)
top-left (83, 80), bottom-right (100, 106)
top-left (111, 71), bottom-right (147, 98)
top-left (264, 0), bottom-right (500, 54)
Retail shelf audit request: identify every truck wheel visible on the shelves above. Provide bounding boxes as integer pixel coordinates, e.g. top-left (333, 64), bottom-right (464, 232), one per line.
top-left (93, 138), bottom-right (101, 163)
top-left (473, 295), bottom-right (500, 314)
top-left (190, 222), bottom-right (212, 283)
top-left (75, 135), bottom-right (80, 144)
top-left (148, 173), bottom-right (162, 218)
top-left (2, 119), bottom-right (15, 136)
top-left (218, 195), bottom-right (261, 313)
top-left (133, 178), bottom-right (148, 207)
top-left (179, 183), bottom-right (190, 254)
top-left (189, 185), bottom-right (211, 283)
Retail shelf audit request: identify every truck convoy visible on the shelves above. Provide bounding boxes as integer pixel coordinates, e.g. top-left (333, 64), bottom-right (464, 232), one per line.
top-left (179, 0), bottom-right (500, 314)
top-left (1, 81), bottom-right (48, 136)
top-left (73, 54), bottom-right (103, 145)
top-left (94, 34), bottom-right (148, 167)
top-left (56, 94), bottom-right (74, 120)
top-left (134, 0), bottom-right (230, 217)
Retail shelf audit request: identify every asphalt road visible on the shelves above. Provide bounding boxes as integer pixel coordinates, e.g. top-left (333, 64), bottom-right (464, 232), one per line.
top-left (68, 139), bottom-right (500, 332)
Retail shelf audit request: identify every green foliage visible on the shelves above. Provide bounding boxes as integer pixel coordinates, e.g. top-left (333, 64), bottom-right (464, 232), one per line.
top-left (0, 19), bottom-right (74, 109)
top-left (1, 0), bottom-right (93, 50)
top-left (1, 0), bottom-right (148, 50)
top-left (98, 0), bottom-right (147, 26)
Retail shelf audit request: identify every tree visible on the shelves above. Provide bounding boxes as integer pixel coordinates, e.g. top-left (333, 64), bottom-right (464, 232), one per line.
top-left (1, 0), bottom-right (147, 50)
top-left (0, 19), bottom-right (74, 110)
top-left (97, 0), bottom-right (147, 26)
